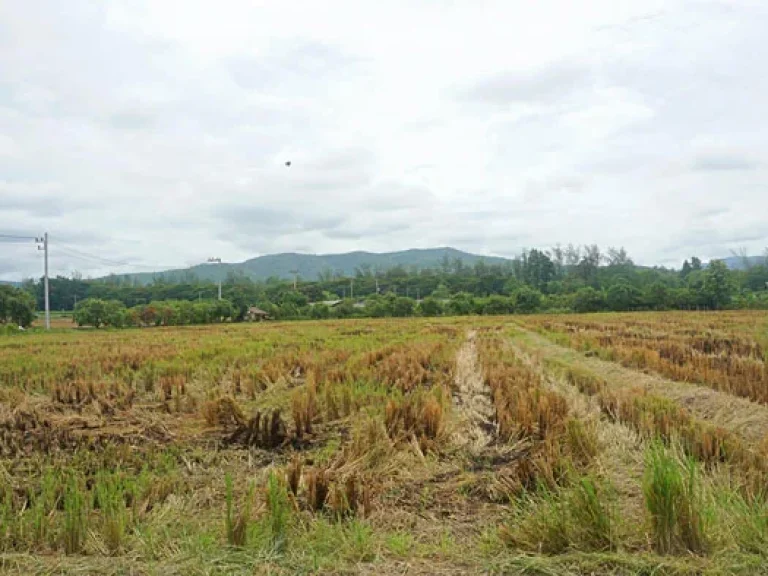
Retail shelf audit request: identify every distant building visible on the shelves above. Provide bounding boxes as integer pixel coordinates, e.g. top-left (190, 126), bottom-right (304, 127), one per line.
top-left (245, 306), bottom-right (270, 321)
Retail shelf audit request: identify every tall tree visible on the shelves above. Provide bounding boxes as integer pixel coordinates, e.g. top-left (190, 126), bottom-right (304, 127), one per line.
top-left (690, 256), bottom-right (702, 271)
top-left (699, 260), bottom-right (733, 309)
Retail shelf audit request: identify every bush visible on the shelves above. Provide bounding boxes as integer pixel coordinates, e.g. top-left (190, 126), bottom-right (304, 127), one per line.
top-left (0, 285), bottom-right (36, 327)
top-left (572, 287), bottom-right (606, 313)
top-left (511, 286), bottom-right (542, 313)
top-left (418, 297), bottom-right (443, 317)
top-left (482, 295), bottom-right (513, 315)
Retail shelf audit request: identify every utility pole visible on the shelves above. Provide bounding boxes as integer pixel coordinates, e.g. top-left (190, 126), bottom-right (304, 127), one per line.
top-left (207, 257), bottom-right (222, 300)
top-left (36, 233), bottom-right (50, 330)
top-left (350, 278), bottom-right (354, 299)
top-left (289, 269), bottom-right (299, 291)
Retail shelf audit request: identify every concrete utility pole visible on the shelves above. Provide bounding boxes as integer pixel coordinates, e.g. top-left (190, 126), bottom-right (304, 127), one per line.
top-left (208, 257), bottom-right (222, 300)
top-left (350, 278), bottom-right (354, 299)
top-left (290, 269), bottom-right (299, 291)
top-left (36, 233), bottom-right (50, 330)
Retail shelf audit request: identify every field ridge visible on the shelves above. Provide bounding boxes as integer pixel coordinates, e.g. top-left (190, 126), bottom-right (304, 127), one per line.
top-left (514, 325), bottom-right (768, 443)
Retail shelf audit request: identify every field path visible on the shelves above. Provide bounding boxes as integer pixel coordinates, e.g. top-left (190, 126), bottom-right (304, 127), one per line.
top-left (508, 337), bottom-right (647, 533)
top-left (515, 326), bottom-right (768, 444)
top-left (453, 329), bottom-right (496, 452)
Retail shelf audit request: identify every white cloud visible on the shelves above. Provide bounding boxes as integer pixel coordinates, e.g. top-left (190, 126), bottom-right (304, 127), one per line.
top-left (1, 0), bottom-right (767, 280)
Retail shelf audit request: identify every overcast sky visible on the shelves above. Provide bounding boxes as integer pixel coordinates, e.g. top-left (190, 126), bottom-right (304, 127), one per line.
top-left (1, 0), bottom-right (767, 281)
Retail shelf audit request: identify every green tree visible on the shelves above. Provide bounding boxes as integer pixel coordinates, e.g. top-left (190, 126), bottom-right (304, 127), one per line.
top-left (643, 282), bottom-right (670, 310)
top-left (392, 297), bottom-right (415, 317)
top-left (690, 257), bottom-right (702, 271)
top-left (432, 283), bottom-right (450, 300)
top-left (606, 282), bottom-right (642, 311)
top-left (680, 260), bottom-right (692, 279)
top-left (0, 286), bottom-right (36, 327)
top-left (213, 299), bottom-right (234, 322)
top-left (698, 260), bottom-right (733, 310)
top-left (9, 292), bottom-right (36, 327)
top-left (332, 300), bottom-right (356, 318)
top-left (310, 303), bottom-right (330, 319)
top-left (482, 295), bottom-right (513, 315)
top-left (74, 298), bottom-right (108, 328)
top-left (511, 286), bottom-right (542, 313)
top-left (104, 300), bottom-right (128, 327)
top-left (446, 292), bottom-right (473, 315)
top-left (572, 287), bottom-right (606, 313)
top-left (419, 297), bottom-right (443, 317)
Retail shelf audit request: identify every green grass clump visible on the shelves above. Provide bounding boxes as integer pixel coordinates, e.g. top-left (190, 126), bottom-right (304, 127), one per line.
top-left (265, 472), bottom-right (291, 551)
top-left (643, 443), bottom-right (706, 555)
top-left (62, 475), bottom-right (88, 555)
top-left (94, 472), bottom-right (130, 554)
top-left (501, 475), bottom-right (617, 554)
top-left (225, 474), bottom-right (256, 548)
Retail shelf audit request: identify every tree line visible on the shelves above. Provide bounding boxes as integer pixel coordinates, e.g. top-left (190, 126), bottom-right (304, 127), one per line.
top-left (17, 245), bottom-right (768, 327)
top-left (72, 298), bottom-right (234, 328)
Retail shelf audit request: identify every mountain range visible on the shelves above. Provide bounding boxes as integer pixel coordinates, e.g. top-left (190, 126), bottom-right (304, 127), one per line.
top-left (7, 248), bottom-right (761, 285)
top-left (108, 248), bottom-right (511, 285)
top-left (721, 255), bottom-right (767, 270)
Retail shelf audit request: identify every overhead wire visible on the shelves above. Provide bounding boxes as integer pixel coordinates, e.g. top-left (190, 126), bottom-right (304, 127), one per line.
top-left (2, 232), bottom-right (190, 275)
top-left (0, 233), bottom-right (38, 241)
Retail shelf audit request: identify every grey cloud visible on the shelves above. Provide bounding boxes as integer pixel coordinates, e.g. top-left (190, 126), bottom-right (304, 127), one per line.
top-left (214, 205), bottom-right (345, 235)
top-left (460, 62), bottom-right (590, 105)
top-left (323, 221), bottom-right (411, 241)
top-left (0, 183), bottom-right (88, 217)
top-left (691, 152), bottom-right (758, 172)
top-left (659, 224), bottom-right (768, 256)
top-left (2, 2), bottom-right (768, 278)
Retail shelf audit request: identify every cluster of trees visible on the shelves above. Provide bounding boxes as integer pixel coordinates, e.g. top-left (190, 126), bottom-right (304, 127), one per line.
top-left (19, 245), bottom-right (768, 326)
top-left (0, 285), bottom-right (36, 328)
top-left (74, 298), bottom-right (234, 328)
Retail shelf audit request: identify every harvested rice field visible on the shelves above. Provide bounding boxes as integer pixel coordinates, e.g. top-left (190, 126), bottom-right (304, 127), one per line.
top-left (2, 312), bottom-right (768, 575)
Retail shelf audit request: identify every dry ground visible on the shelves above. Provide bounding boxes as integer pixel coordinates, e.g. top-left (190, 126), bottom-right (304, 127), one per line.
top-left (2, 314), bottom-right (768, 574)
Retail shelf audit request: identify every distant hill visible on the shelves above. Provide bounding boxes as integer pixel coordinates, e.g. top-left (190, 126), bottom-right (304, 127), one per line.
top-left (0, 280), bottom-right (21, 287)
top-left (720, 255), bottom-right (767, 270)
top-left (106, 248), bottom-right (512, 285)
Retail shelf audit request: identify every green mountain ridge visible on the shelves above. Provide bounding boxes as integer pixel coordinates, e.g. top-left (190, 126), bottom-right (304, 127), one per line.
top-left (106, 248), bottom-right (511, 285)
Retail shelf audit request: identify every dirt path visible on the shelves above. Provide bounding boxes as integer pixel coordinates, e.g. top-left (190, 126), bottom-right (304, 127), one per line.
top-left (452, 330), bottom-right (496, 452)
top-left (516, 327), bottom-right (768, 444)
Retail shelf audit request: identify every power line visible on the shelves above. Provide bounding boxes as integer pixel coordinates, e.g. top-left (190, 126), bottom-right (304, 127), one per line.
top-left (54, 248), bottom-right (122, 267)
top-left (55, 244), bottom-right (178, 272)
top-left (4, 231), bottom-right (198, 277)
top-left (0, 233), bottom-right (37, 241)
top-left (56, 244), bottom-right (131, 267)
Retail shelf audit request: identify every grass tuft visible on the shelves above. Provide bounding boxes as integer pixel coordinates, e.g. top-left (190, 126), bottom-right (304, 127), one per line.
top-left (642, 443), bottom-right (707, 555)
